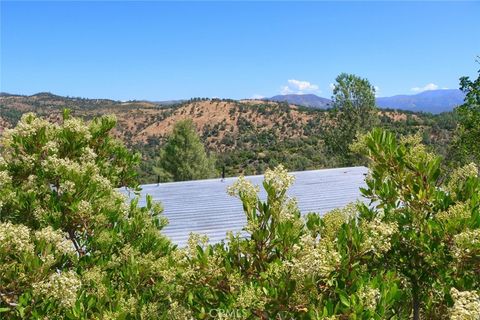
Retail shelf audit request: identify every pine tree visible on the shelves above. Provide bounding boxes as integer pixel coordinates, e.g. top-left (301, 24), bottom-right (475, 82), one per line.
top-left (155, 119), bottom-right (217, 181)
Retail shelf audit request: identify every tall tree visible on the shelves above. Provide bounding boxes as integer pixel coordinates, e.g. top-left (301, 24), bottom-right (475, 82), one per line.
top-left (453, 60), bottom-right (480, 166)
top-left (155, 119), bottom-right (216, 181)
top-left (325, 73), bottom-right (378, 166)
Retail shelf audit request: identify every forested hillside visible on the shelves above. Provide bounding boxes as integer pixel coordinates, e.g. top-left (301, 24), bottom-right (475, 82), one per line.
top-left (0, 92), bottom-right (457, 182)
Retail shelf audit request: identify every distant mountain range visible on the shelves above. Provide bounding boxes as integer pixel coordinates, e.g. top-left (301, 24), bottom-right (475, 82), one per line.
top-left (268, 89), bottom-right (465, 114)
top-left (1, 89), bottom-right (465, 114)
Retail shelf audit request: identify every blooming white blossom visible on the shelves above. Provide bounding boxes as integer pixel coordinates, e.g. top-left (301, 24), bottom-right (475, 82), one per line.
top-left (35, 226), bottom-right (76, 255)
top-left (357, 286), bottom-right (380, 311)
top-left (59, 180), bottom-right (76, 195)
top-left (437, 202), bottom-right (470, 221)
top-left (0, 170), bottom-right (12, 186)
top-left (77, 200), bottom-right (93, 216)
top-left (235, 284), bottom-right (266, 311)
top-left (227, 176), bottom-right (259, 208)
top-left (81, 147), bottom-right (97, 162)
top-left (1, 113), bottom-right (52, 143)
top-left (361, 219), bottom-right (397, 256)
top-left (453, 229), bottom-right (480, 260)
top-left (290, 235), bottom-right (340, 281)
top-left (0, 222), bottom-right (34, 254)
top-left (321, 203), bottom-right (356, 240)
top-left (446, 163), bottom-right (479, 198)
top-left (33, 271), bottom-right (82, 308)
top-left (264, 164), bottom-right (295, 193)
top-left (43, 140), bottom-right (59, 154)
top-left (186, 232), bottom-right (209, 257)
top-left (63, 117), bottom-right (92, 140)
top-left (450, 288), bottom-right (480, 320)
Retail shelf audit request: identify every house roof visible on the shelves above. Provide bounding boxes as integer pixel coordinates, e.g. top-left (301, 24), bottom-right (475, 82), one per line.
top-left (124, 166), bottom-right (368, 247)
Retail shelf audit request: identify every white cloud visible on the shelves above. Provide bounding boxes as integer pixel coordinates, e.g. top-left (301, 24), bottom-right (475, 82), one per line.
top-left (251, 94), bottom-right (265, 99)
top-left (280, 85), bottom-right (293, 95)
top-left (329, 83), bottom-right (336, 91)
top-left (288, 79), bottom-right (319, 91)
top-left (411, 83), bottom-right (439, 93)
top-left (280, 79), bottom-right (320, 95)
top-left (374, 86), bottom-right (380, 97)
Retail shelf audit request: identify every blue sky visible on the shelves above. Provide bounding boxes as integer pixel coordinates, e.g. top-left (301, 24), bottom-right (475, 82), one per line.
top-left (1, 1), bottom-right (479, 100)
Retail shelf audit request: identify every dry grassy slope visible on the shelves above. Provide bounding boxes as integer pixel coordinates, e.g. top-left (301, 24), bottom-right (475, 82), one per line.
top-left (133, 100), bottom-right (313, 148)
top-left (1, 94), bottom-right (414, 151)
top-left (1, 95), bottom-right (318, 150)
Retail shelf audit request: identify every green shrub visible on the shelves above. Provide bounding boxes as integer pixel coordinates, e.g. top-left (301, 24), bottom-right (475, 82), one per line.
top-left (0, 112), bottom-right (173, 319)
top-left (1, 113), bottom-right (479, 319)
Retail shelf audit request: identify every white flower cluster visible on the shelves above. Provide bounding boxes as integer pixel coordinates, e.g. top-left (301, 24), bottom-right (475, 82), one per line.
top-left (34, 226), bottom-right (76, 256)
top-left (166, 300), bottom-right (193, 320)
top-left (446, 163), bottom-right (479, 198)
top-left (43, 140), bottom-right (59, 154)
top-left (0, 170), bottom-right (14, 209)
top-left (278, 198), bottom-right (300, 223)
top-left (452, 229), bottom-right (480, 260)
top-left (0, 170), bottom-right (12, 186)
top-left (321, 204), bottom-right (356, 240)
top-left (186, 232), bottom-right (209, 257)
top-left (42, 155), bottom-right (86, 176)
top-left (59, 180), bottom-right (76, 195)
top-left (0, 222), bottom-right (34, 254)
top-left (361, 219), bottom-right (397, 257)
top-left (92, 173), bottom-right (112, 190)
top-left (450, 288), bottom-right (480, 320)
top-left (63, 117), bottom-right (92, 140)
top-left (235, 284), bottom-right (266, 311)
top-left (264, 164), bottom-right (295, 193)
top-left (290, 235), bottom-right (340, 281)
top-left (81, 147), bottom-right (97, 162)
top-left (33, 270), bottom-right (82, 309)
top-left (400, 134), bottom-right (436, 164)
top-left (77, 200), bottom-right (93, 217)
top-left (437, 202), bottom-right (470, 222)
top-left (1, 113), bottom-right (52, 143)
top-left (357, 286), bottom-right (380, 311)
top-left (227, 176), bottom-right (259, 207)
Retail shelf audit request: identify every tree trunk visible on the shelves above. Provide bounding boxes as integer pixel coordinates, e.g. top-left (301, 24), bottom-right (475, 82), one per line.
top-left (412, 289), bottom-right (420, 320)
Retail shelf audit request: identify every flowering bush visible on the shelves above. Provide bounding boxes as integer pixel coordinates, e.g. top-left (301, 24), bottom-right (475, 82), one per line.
top-left (1, 113), bottom-right (479, 319)
top-left (353, 128), bottom-right (480, 319)
top-left (0, 112), bottom-right (174, 319)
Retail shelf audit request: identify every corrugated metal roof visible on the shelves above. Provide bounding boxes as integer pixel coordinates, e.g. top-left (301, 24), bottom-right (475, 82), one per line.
top-left (123, 166), bottom-right (368, 247)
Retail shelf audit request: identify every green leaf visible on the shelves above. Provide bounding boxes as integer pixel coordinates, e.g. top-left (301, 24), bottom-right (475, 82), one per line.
top-left (339, 293), bottom-right (350, 307)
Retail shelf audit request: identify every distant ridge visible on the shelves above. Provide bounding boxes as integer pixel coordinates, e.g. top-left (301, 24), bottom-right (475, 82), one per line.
top-left (268, 94), bottom-right (331, 109)
top-left (1, 89), bottom-right (466, 114)
top-left (375, 89), bottom-right (465, 113)
top-left (268, 89), bottom-right (465, 114)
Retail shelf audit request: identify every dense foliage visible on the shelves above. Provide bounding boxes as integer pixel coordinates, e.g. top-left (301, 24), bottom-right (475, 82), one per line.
top-left (153, 119), bottom-right (216, 182)
top-left (1, 112), bottom-right (479, 319)
top-left (453, 63), bottom-right (480, 166)
top-left (0, 113), bottom-right (174, 318)
top-left (324, 73), bottom-right (379, 166)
